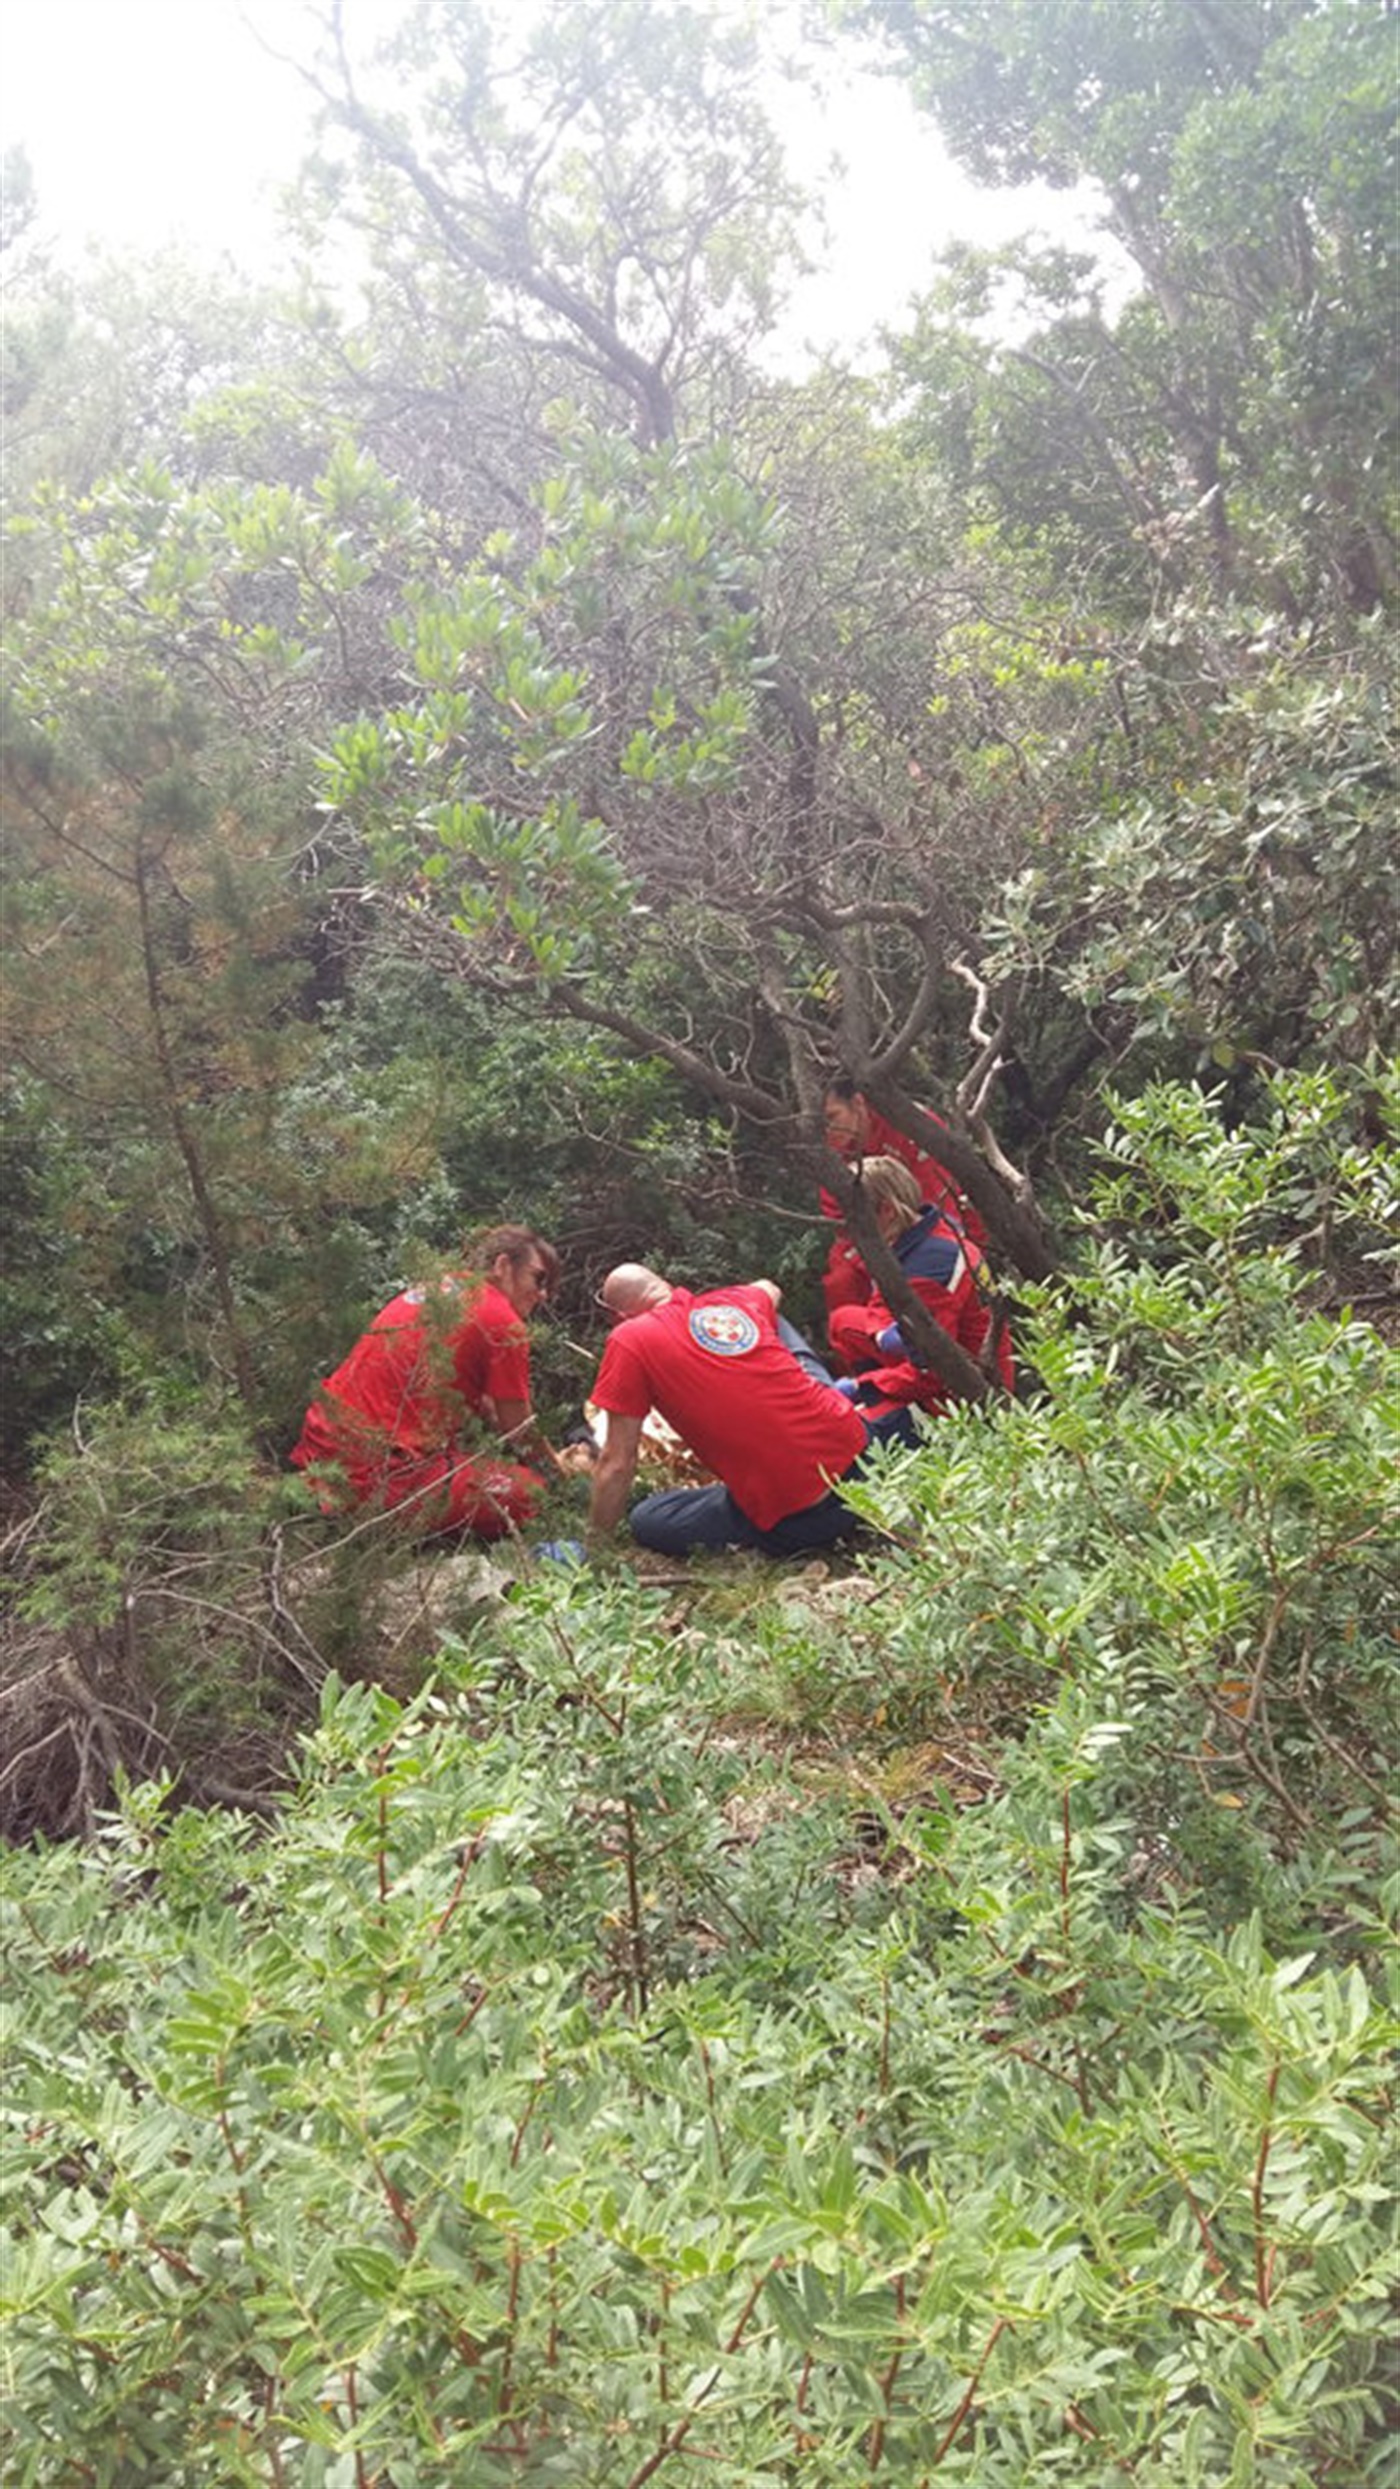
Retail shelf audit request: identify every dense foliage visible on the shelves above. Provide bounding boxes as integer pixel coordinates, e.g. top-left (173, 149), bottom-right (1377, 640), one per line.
top-left (1, 3), bottom-right (1396, 2479)
top-left (4, 1085), bottom-right (1397, 2484)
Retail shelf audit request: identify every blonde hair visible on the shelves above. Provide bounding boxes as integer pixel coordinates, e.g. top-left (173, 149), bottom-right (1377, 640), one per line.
top-left (856, 1155), bottom-right (924, 1226)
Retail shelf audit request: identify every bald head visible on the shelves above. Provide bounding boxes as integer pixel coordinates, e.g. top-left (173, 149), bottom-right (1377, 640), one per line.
top-left (601, 1262), bottom-right (672, 1318)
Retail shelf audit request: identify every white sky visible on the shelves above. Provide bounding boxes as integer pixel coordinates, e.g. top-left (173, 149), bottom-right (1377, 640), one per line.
top-left (0, 0), bottom-right (1125, 366)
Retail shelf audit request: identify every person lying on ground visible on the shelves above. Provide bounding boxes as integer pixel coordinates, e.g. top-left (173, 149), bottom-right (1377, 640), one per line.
top-left (291, 1224), bottom-right (568, 1540)
top-left (819, 1077), bottom-right (986, 1326)
top-left (586, 1261), bottom-right (914, 1561)
top-left (827, 1155), bottom-right (1013, 1414)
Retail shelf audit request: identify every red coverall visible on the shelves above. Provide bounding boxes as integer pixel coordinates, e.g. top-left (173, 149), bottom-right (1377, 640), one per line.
top-left (291, 1275), bottom-right (544, 1538)
top-left (828, 1204), bottom-right (1013, 1414)
top-left (820, 1103), bottom-right (987, 1319)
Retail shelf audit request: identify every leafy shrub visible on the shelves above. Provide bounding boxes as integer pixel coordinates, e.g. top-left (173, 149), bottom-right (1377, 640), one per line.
top-left (2, 1636), bottom-right (1394, 2486)
top-left (838, 1074), bottom-right (1398, 1875)
top-left (2, 1388), bottom-right (323, 1838)
top-left (987, 624), bottom-right (1398, 1089)
top-left (2, 1078), bottom-right (1395, 2483)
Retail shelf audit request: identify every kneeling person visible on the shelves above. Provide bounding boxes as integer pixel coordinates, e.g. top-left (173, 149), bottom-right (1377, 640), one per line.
top-left (587, 1263), bottom-right (873, 1559)
top-left (828, 1156), bottom-right (1013, 1411)
top-left (292, 1224), bottom-right (563, 1540)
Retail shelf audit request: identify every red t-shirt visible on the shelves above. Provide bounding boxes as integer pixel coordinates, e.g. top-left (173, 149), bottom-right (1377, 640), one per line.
top-left (298, 1276), bottom-right (530, 1466)
top-left (592, 1285), bottom-right (867, 1531)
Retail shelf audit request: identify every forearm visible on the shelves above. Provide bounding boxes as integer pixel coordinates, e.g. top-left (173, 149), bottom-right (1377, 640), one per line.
top-left (588, 1456), bottom-right (635, 1537)
top-left (493, 1397), bottom-right (559, 1471)
top-left (588, 1415), bottom-right (642, 1539)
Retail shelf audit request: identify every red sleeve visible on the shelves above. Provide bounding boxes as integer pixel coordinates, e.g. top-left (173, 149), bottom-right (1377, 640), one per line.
top-left (862, 1359), bottom-right (926, 1405)
top-left (592, 1325), bottom-right (654, 1420)
top-left (823, 1232), bottom-right (873, 1315)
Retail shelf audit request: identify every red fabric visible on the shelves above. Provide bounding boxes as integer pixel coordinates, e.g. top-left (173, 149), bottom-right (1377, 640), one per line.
top-left (828, 1253), bottom-right (1013, 1414)
top-left (822, 1234), bottom-right (876, 1319)
top-left (591, 1285), bottom-right (868, 1532)
top-left (292, 1275), bottom-right (540, 1535)
top-left (820, 1104), bottom-right (987, 1318)
top-left (294, 1427), bottom-right (543, 1538)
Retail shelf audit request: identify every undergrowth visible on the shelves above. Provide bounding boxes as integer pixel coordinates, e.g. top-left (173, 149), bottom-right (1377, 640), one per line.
top-left (2, 1074), bottom-right (1397, 2484)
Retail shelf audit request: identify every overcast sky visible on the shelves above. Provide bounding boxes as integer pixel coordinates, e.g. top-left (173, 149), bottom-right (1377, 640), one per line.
top-left (1, 0), bottom-right (1124, 366)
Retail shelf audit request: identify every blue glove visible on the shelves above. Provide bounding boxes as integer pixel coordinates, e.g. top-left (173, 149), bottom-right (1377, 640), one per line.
top-left (875, 1323), bottom-right (907, 1357)
top-left (534, 1539), bottom-right (587, 1567)
top-left (831, 1376), bottom-right (861, 1400)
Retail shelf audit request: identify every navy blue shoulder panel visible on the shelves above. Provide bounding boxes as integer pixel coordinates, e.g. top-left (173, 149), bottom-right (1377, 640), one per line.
top-left (895, 1207), bottom-right (963, 1285)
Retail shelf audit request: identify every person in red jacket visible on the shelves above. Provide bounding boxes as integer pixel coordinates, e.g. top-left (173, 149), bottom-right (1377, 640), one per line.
top-left (827, 1157), bottom-right (1013, 1416)
top-left (819, 1079), bottom-right (986, 1331)
top-left (291, 1224), bottom-right (564, 1538)
top-left (587, 1263), bottom-right (898, 1558)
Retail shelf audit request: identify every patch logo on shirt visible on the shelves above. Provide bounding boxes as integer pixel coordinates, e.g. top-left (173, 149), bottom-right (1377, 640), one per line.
top-left (688, 1303), bottom-right (760, 1358)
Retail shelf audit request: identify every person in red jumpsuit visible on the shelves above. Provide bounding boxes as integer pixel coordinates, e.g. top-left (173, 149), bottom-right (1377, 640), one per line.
top-left (827, 1156), bottom-right (1013, 1416)
top-left (291, 1224), bottom-right (564, 1538)
top-left (586, 1262), bottom-right (904, 1558)
top-left (819, 1079), bottom-right (986, 1331)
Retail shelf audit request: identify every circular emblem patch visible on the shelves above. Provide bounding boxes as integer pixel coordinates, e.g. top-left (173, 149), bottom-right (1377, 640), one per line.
top-left (688, 1303), bottom-right (760, 1358)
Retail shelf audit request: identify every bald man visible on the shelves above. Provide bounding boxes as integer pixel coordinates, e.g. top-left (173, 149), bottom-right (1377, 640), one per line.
top-left (587, 1263), bottom-right (906, 1558)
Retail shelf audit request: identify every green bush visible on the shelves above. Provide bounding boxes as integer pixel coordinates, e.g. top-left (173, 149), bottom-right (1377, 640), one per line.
top-left (2, 1078), bottom-right (1395, 2483)
top-left (3, 1637), bottom-right (1395, 2486)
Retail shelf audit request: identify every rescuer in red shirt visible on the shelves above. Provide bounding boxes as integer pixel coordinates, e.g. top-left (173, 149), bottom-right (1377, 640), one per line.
top-left (826, 1156), bottom-right (1014, 1416)
top-left (291, 1224), bottom-right (566, 1538)
top-left (587, 1263), bottom-right (910, 1559)
top-left (819, 1079), bottom-right (987, 1332)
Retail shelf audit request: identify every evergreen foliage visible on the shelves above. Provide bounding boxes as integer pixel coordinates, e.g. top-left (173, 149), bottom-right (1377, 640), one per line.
top-left (1, 7), bottom-right (1396, 2473)
top-left (4, 1670), bottom-right (1395, 2484)
top-left (3, 1082), bottom-right (1396, 2481)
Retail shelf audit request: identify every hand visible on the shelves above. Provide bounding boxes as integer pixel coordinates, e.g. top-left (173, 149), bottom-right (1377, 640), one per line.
top-left (831, 1375), bottom-right (861, 1399)
top-left (875, 1323), bottom-right (906, 1357)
